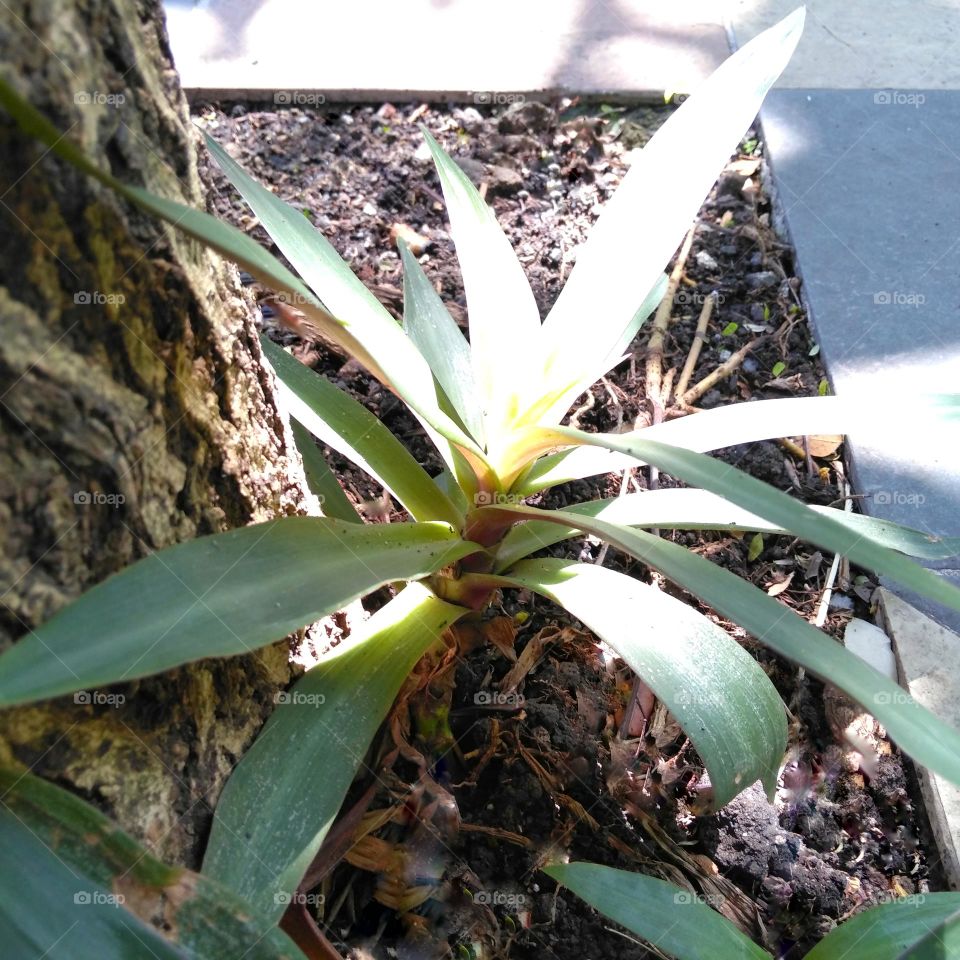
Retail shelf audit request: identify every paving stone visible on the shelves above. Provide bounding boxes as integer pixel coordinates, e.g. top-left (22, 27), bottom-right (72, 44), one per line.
top-left (760, 88), bottom-right (960, 632)
top-left (878, 588), bottom-right (960, 888)
top-left (843, 618), bottom-right (897, 681)
top-left (730, 0), bottom-right (960, 90)
top-left (163, 0), bottom-right (728, 101)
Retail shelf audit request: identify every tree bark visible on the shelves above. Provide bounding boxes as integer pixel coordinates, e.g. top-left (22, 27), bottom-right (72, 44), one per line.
top-left (0, 0), bottom-right (318, 867)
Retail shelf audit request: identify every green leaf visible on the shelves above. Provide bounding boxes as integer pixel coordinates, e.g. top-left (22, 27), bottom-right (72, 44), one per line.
top-left (525, 274), bottom-right (669, 430)
top-left (0, 767), bottom-right (306, 958)
top-left (203, 582), bottom-right (466, 923)
top-left (771, 360), bottom-right (786, 377)
top-left (203, 134), bottom-right (487, 469)
top-left (290, 419), bottom-right (362, 524)
top-left (399, 240), bottom-right (486, 447)
top-left (543, 862), bottom-right (767, 960)
top-left (551, 428), bottom-right (960, 618)
top-left (722, 321), bottom-right (739, 336)
top-left (479, 502), bottom-right (960, 788)
top-left (420, 127), bottom-right (542, 446)
top-left (804, 894), bottom-right (960, 959)
top-left (0, 517), bottom-right (474, 707)
top-left (262, 336), bottom-right (462, 525)
top-left (494, 489), bottom-right (960, 572)
top-left (496, 559), bottom-right (786, 806)
top-left (514, 393), bottom-right (960, 494)
top-left (747, 532), bottom-right (764, 561)
top-left (534, 9), bottom-right (804, 426)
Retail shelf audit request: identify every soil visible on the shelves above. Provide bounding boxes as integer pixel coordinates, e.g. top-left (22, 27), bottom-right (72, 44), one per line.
top-left (192, 98), bottom-right (941, 960)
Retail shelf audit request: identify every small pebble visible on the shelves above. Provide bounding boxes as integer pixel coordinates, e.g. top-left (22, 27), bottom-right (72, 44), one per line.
top-left (743, 357), bottom-right (759, 374)
top-left (745, 270), bottom-right (778, 290)
top-left (829, 594), bottom-right (855, 611)
top-left (457, 106), bottom-right (484, 130)
top-left (695, 250), bottom-right (719, 272)
top-left (362, 201), bottom-right (376, 216)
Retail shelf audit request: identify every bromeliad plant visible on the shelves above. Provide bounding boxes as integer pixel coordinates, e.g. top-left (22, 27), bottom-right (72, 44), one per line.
top-left (3, 6), bottom-right (960, 951)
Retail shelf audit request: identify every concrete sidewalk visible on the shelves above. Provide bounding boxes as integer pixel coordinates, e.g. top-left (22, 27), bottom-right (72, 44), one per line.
top-left (164, 0), bottom-right (728, 101)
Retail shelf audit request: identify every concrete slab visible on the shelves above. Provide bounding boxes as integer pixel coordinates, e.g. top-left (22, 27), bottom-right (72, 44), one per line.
top-left (163, 0), bottom-right (729, 102)
top-left (729, 0), bottom-right (960, 89)
top-left (760, 88), bottom-right (960, 632)
top-left (879, 588), bottom-right (960, 888)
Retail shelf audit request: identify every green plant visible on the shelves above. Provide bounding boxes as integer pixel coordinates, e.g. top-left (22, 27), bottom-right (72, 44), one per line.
top-left (0, 767), bottom-right (303, 957)
top-left (546, 862), bottom-right (960, 960)
top-left (2, 6), bottom-right (960, 953)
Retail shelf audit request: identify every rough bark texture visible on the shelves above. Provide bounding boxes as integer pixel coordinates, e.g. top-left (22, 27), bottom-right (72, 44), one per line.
top-left (0, 0), bottom-right (318, 867)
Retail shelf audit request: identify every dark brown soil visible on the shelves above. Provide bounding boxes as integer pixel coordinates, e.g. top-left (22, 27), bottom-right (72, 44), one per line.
top-left (193, 98), bottom-right (941, 960)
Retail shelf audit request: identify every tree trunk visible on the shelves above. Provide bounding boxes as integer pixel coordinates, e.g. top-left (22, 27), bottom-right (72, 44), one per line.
top-left (0, 0), bottom-right (317, 868)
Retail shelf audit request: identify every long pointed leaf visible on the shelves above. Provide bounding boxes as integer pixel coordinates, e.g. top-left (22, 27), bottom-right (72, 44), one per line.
top-left (420, 128), bottom-right (541, 448)
top-left (549, 427), bottom-right (960, 618)
top-left (0, 768), bottom-right (306, 958)
top-left (203, 583), bottom-right (466, 923)
top-left (0, 518), bottom-right (474, 707)
top-left (290, 419), bottom-right (362, 524)
top-left (475, 502), bottom-right (960, 788)
top-left (494, 488), bottom-right (960, 572)
top-left (204, 133), bottom-right (489, 474)
top-left (262, 336), bottom-right (462, 525)
top-left (496, 560), bottom-right (785, 806)
top-left (515, 394), bottom-right (960, 495)
top-left (805, 895), bottom-right (960, 960)
top-left (527, 273), bottom-right (669, 429)
top-left (544, 862), bottom-right (767, 960)
top-left (400, 241), bottom-right (485, 447)
top-left (534, 9), bottom-right (804, 425)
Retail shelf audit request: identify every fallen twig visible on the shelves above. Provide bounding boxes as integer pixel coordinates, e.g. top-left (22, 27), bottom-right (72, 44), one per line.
top-left (674, 291), bottom-right (717, 402)
top-left (680, 335), bottom-right (766, 407)
top-left (643, 225), bottom-right (697, 413)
